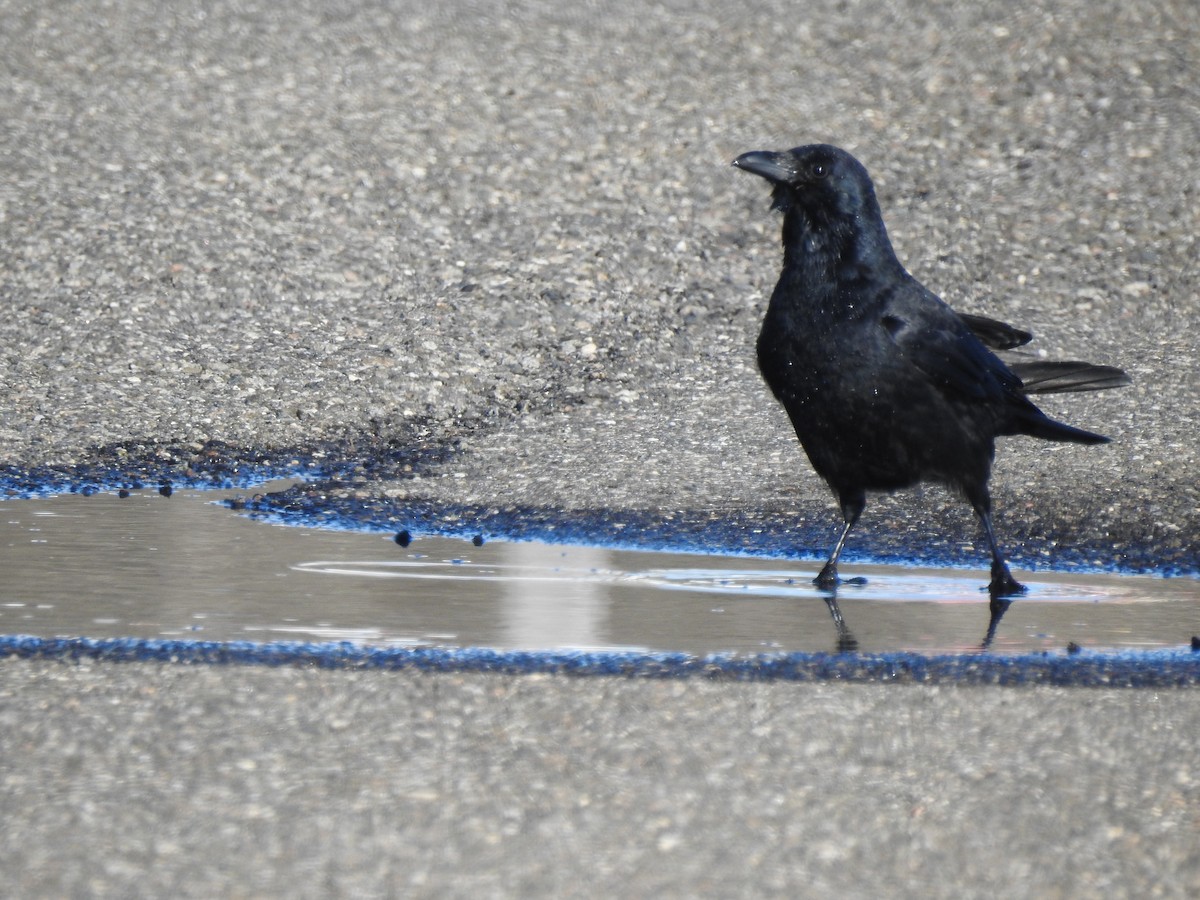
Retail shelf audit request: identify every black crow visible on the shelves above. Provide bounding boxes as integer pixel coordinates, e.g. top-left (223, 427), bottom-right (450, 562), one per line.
top-left (733, 144), bottom-right (1129, 596)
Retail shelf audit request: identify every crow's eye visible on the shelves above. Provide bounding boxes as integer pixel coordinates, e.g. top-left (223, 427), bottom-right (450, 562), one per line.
top-left (811, 162), bottom-right (830, 179)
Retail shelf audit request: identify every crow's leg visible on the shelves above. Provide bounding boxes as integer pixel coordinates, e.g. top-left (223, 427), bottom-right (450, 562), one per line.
top-left (815, 492), bottom-right (864, 588)
top-left (968, 489), bottom-right (1027, 597)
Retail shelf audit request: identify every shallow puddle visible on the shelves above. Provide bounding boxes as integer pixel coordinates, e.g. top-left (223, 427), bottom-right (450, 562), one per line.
top-left (0, 487), bottom-right (1196, 655)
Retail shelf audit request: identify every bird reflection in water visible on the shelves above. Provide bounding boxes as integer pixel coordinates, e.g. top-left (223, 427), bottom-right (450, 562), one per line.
top-left (812, 577), bottom-right (1017, 654)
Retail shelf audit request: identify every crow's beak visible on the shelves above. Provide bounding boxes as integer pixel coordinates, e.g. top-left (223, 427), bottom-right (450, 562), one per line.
top-left (731, 150), bottom-right (794, 184)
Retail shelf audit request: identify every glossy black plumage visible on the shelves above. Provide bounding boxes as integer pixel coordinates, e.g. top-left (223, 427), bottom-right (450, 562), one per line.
top-left (733, 144), bottom-right (1129, 595)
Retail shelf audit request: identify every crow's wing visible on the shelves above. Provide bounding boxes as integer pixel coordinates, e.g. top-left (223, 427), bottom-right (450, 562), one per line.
top-left (957, 312), bottom-right (1033, 350)
top-left (879, 282), bottom-right (1023, 404)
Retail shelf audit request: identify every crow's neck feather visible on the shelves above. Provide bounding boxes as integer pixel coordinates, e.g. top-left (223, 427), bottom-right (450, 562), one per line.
top-left (779, 201), bottom-right (902, 281)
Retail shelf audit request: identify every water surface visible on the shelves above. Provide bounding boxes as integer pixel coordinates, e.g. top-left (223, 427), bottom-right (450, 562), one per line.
top-left (1, 489), bottom-right (1196, 655)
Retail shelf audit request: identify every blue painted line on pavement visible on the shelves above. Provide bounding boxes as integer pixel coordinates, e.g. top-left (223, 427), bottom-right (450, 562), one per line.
top-left (2, 635), bottom-right (1198, 687)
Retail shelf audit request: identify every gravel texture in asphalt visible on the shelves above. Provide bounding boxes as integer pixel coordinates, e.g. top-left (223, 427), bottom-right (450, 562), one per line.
top-left (3, 659), bottom-right (1199, 898)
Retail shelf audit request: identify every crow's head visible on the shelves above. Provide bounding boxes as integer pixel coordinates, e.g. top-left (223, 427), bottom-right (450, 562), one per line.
top-left (732, 144), bottom-right (878, 223)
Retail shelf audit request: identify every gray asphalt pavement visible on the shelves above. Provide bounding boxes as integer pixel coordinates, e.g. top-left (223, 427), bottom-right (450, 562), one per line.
top-left (2, 660), bottom-right (1198, 898)
top-left (2, 0), bottom-right (1199, 895)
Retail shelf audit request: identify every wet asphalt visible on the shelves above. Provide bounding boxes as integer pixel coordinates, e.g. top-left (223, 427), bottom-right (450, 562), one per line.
top-left (2, 0), bottom-right (1199, 895)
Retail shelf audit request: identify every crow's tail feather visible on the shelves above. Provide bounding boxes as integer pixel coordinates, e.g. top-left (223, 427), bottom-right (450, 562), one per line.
top-left (1015, 414), bottom-right (1111, 445)
top-left (1012, 360), bottom-right (1131, 395)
